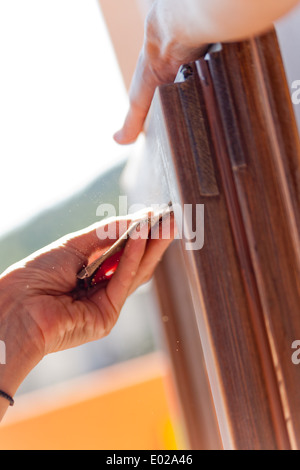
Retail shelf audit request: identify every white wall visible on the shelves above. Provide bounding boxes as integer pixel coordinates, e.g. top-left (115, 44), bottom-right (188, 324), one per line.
top-left (0, 0), bottom-right (128, 236)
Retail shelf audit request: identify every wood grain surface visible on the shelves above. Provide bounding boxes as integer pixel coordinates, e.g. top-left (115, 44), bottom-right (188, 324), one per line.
top-left (125, 27), bottom-right (300, 450)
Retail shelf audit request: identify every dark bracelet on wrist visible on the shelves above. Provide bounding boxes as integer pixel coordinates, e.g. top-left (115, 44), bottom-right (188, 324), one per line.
top-left (0, 390), bottom-right (14, 406)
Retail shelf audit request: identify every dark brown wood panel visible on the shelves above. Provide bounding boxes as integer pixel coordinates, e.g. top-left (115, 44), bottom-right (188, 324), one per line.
top-left (154, 242), bottom-right (222, 450)
top-left (204, 30), bottom-right (300, 449)
top-left (125, 27), bottom-right (300, 450)
top-left (157, 76), bottom-right (285, 450)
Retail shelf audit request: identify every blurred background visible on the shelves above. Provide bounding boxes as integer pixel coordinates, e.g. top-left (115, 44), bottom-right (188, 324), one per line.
top-left (0, 0), bottom-right (183, 450)
top-left (0, 0), bottom-right (299, 450)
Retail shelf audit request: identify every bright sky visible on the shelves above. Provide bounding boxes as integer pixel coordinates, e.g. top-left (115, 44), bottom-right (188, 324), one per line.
top-left (0, 0), bottom-right (128, 236)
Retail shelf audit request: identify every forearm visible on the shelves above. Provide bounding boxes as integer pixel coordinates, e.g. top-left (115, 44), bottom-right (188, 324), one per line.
top-left (153, 0), bottom-right (300, 51)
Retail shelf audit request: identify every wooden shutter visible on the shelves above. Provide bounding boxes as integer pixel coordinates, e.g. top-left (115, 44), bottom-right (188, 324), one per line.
top-left (125, 27), bottom-right (300, 450)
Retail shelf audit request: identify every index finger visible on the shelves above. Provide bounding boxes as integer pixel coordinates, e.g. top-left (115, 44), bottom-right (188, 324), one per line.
top-left (113, 51), bottom-right (165, 145)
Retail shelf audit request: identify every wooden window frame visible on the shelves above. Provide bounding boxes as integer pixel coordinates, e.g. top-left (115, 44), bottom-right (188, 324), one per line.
top-left (125, 28), bottom-right (300, 450)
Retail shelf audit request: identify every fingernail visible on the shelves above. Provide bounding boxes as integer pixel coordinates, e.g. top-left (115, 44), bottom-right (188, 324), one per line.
top-left (113, 128), bottom-right (139, 145)
top-left (113, 130), bottom-right (123, 143)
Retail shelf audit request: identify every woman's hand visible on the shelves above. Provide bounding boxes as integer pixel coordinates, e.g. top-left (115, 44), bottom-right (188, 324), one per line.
top-left (113, 2), bottom-right (208, 145)
top-left (0, 211), bottom-right (175, 411)
top-left (113, 0), bottom-right (300, 145)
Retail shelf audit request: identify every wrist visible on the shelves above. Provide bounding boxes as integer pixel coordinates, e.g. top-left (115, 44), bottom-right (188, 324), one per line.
top-left (0, 279), bottom-right (43, 401)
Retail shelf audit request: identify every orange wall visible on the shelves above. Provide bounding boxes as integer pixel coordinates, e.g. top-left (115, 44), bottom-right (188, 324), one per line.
top-left (0, 353), bottom-right (185, 450)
